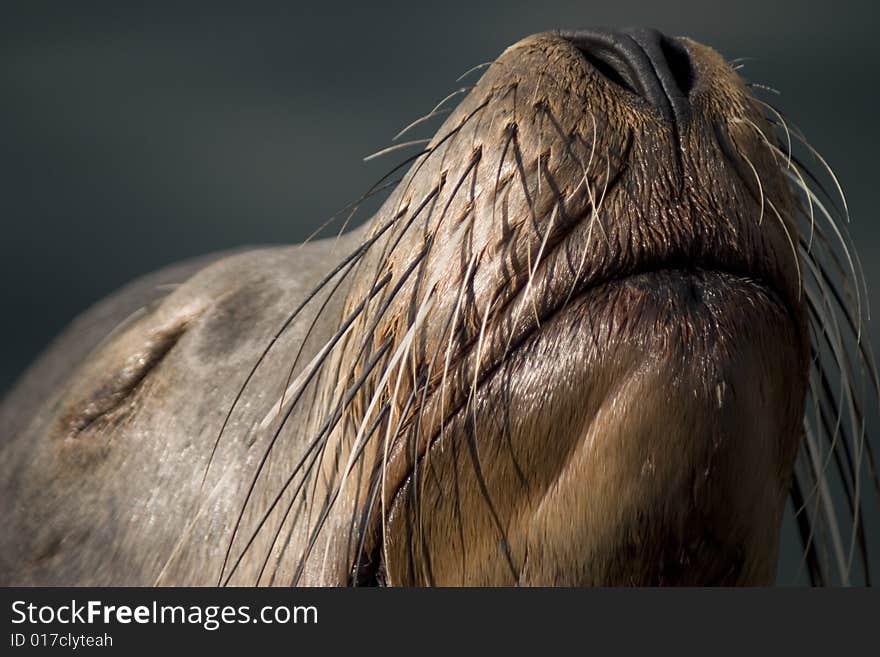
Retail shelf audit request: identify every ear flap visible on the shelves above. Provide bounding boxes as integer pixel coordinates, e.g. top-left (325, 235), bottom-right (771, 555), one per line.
top-left (55, 300), bottom-right (207, 440)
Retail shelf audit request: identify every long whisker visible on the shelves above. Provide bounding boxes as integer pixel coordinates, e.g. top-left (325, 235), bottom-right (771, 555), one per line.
top-left (393, 109), bottom-right (453, 142)
top-left (216, 271), bottom-right (395, 584)
top-left (301, 295), bottom-right (437, 584)
top-left (364, 141), bottom-right (431, 163)
top-left (201, 219), bottom-right (396, 492)
top-left (221, 337), bottom-right (395, 586)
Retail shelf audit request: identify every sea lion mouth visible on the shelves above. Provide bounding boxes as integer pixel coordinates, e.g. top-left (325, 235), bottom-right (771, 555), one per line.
top-left (530, 208), bottom-right (790, 330)
top-left (577, 264), bottom-right (783, 313)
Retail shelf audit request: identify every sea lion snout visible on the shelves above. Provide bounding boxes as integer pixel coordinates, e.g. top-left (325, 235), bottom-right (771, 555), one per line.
top-left (557, 27), bottom-right (694, 124)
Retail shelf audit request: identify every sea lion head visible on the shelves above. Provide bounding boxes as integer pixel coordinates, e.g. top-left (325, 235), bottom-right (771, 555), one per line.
top-left (1, 26), bottom-right (871, 589)
top-left (232, 29), bottom-right (872, 586)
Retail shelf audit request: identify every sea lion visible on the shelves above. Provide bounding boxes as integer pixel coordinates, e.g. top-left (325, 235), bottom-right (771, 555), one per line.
top-left (0, 27), bottom-right (875, 586)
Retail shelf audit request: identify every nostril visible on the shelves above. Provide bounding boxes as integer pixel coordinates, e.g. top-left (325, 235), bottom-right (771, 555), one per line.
top-left (558, 27), bottom-right (694, 125)
top-left (659, 36), bottom-right (694, 97)
top-left (577, 47), bottom-right (640, 97)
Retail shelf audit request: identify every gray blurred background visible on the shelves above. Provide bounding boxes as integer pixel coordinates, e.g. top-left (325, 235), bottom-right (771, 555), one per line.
top-left (1, 0), bottom-right (877, 583)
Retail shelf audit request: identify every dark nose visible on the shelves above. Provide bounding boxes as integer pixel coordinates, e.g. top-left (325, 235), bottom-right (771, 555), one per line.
top-left (557, 27), bottom-right (694, 125)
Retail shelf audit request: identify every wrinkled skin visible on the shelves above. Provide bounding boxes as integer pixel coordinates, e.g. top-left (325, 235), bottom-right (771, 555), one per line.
top-left (0, 32), bottom-right (808, 586)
